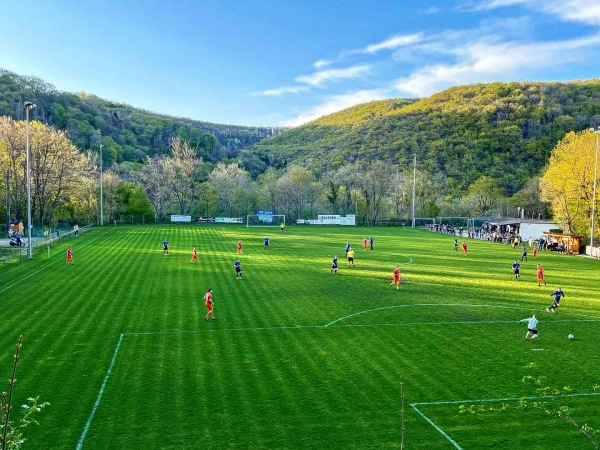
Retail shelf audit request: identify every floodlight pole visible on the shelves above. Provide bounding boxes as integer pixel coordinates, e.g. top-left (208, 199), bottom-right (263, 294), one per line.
top-left (25, 101), bottom-right (36, 259)
top-left (99, 144), bottom-right (104, 226)
top-left (591, 129), bottom-right (599, 257)
top-left (411, 154), bottom-right (416, 228)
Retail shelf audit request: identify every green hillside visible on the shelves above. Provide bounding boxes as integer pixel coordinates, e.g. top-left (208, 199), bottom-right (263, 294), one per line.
top-left (4, 68), bottom-right (600, 197)
top-left (0, 68), bottom-right (288, 166)
top-left (245, 80), bottom-right (600, 195)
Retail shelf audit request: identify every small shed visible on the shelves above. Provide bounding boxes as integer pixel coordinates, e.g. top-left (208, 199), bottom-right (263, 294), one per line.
top-left (10, 221), bottom-right (24, 234)
top-left (543, 231), bottom-right (582, 254)
top-left (483, 218), bottom-right (559, 239)
top-left (519, 220), bottom-right (560, 241)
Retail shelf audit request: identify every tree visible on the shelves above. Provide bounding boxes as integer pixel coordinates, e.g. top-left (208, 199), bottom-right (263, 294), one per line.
top-left (115, 182), bottom-right (153, 221)
top-left (0, 117), bottom-right (88, 226)
top-left (98, 170), bottom-right (122, 222)
top-left (356, 161), bottom-right (392, 225)
top-left (510, 177), bottom-right (551, 220)
top-left (257, 168), bottom-right (282, 211)
top-left (278, 165), bottom-right (318, 221)
top-left (166, 136), bottom-right (202, 215)
top-left (540, 130), bottom-right (598, 236)
top-left (464, 176), bottom-right (504, 216)
top-left (325, 180), bottom-right (341, 214)
top-left (64, 153), bottom-right (99, 224)
top-left (208, 163), bottom-right (251, 217)
top-left (139, 155), bottom-right (172, 221)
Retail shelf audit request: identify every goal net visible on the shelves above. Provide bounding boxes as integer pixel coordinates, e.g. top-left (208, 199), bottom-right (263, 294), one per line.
top-left (246, 214), bottom-right (286, 228)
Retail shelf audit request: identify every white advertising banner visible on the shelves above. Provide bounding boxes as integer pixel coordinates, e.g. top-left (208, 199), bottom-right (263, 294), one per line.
top-left (339, 215), bottom-right (356, 226)
top-left (171, 215), bottom-right (192, 222)
top-left (215, 217), bottom-right (244, 224)
top-left (297, 215), bottom-right (355, 225)
top-left (318, 214), bottom-right (340, 225)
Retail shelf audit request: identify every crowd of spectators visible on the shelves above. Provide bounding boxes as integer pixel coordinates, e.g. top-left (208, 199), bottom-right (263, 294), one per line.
top-left (429, 222), bottom-right (574, 253)
top-left (429, 224), bottom-right (483, 238)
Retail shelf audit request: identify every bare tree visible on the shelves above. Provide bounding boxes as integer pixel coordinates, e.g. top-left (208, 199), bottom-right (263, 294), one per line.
top-left (139, 155), bottom-right (172, 220)
top-left (356, 161), bottom-right (393, 225)
top-left (278, 166), bottom-right (318, 221)
top-left (208, 163), bottom-right (251, 217)
top-left (167, 136), bottom-right (202, 215)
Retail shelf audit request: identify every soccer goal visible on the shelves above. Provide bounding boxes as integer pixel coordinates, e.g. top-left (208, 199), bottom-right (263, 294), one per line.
top-left (246, 214), bottom-right (286, 228)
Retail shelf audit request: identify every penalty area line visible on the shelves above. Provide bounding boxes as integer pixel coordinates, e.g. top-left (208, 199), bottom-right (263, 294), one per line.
top-left (411, 391), bottom-right (600, 449)
top-left (410, 404), bottom-right (463, 449)
top-left (324, 303), bottom-right (600, 327)
top-left (324, 303), bottom-right (527, 327)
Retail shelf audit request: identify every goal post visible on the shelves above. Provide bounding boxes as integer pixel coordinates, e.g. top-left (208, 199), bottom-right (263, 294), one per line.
top-left (246, 214), bottom-right (286, 228)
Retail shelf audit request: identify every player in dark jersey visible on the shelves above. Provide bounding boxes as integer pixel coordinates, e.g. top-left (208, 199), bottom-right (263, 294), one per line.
top-left (235, 258), bottom-right (242, 279)
top-left (547, 287), bottom-right (564, 313)
top-left (331, 256), bottom-right (338, 275)
top-left (512, 260), bottom-right (520, 281)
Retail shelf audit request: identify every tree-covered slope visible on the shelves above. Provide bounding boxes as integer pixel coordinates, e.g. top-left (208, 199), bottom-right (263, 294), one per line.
top-left (244, 80), bottom-right (600, 195)
top-left (0, 69), bottom-right (288, 166)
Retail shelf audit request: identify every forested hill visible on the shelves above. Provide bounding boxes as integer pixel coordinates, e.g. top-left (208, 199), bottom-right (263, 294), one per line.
top-left (0, 69), bottom-right (288, 166)
top-left (243, 80), bottom-right (600, 195)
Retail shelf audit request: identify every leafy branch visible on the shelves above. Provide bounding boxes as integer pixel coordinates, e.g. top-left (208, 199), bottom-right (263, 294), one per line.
top-left (459, 363), bottom-right (599, 448)
top-left (0, 337), bottom-right (49, 450)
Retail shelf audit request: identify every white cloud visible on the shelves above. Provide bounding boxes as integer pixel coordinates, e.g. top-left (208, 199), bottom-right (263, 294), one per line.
top-left (295, 64), bottom-right (371, 87)
top-left (314, 59), bottom-right (333, 69)
top-left (475, 0), bottom-right (600, 25)
top-left (472, 0), bottom-right (528, 9)
top-left (259, 85), bottom-right (308, 96)
top-left (424, 6), bottom-right (440, 14)
top-left (362, 33), bottom-right (423, 54)
top-left (284, 89), bottom-right (387, 127)
top-left (394, 32), bottom-right (600, 96)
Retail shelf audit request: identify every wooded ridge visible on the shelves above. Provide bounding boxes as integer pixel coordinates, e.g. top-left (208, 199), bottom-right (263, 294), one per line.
top-left (3, 68), bottom-right (600, 198)
top-left (245, 80), bottom-right (600, 195)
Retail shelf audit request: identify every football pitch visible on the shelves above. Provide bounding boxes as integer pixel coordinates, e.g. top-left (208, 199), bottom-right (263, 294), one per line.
top-left (1, 225), bottom-right (599, 449)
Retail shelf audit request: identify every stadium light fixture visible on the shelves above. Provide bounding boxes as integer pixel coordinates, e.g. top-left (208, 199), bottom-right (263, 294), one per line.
top-left (590, 128), bottom-right (599, 257)
top-left (25, 101), bottom-right (36, 259)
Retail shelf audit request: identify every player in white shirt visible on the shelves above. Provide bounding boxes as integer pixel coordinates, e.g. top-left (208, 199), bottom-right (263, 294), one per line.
top-left (519, 314), bottom-right (538, 342)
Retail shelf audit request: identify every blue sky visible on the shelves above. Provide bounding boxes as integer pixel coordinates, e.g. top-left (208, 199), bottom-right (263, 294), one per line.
top-left (2, 0), bottom-right (600, 127)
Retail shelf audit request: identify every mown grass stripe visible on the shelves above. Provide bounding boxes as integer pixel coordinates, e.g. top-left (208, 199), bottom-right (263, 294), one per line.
top-left (1, 225), bottom-right (598, 449)
top-left (76, 333), bottom-right (124, 450)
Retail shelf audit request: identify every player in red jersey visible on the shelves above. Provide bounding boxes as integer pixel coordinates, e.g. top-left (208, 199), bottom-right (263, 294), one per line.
top-left (237, 240), bottom-right (243, 254)
top-left (390, 266), bottom-right (401, 290)
top-left (536, 264), bottom-right (546, 286)
top-left (190, 247), bottom-right (198, 263)
top-left (204, 289), bottom-right (215, 320)
top-left (66, 246), bottom-right (73, 264)
top-left (462, 241), bottom-right (468, 255)
top-left (363, 237), bottom-right (368, 251)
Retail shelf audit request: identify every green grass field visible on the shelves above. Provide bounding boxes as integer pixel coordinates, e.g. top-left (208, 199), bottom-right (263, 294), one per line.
top-left (1, 225), bottom-right (599, 449)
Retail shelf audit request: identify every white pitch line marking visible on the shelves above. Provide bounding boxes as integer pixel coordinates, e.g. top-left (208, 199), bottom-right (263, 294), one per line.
top-left (324, 303), bottom-right (600, 327)
top-left (410, 404), bottom-right (463, 449)
top-left (0, 229), bottom-right (113, 297)
top-left (76, 333), bottom-right (124, 450)
top-left (411, 391), bottom-right (600, 448)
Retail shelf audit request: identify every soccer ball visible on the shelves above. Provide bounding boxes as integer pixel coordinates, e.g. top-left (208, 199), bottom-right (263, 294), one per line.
top-left (568, 334), bottom-right (574, 340)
